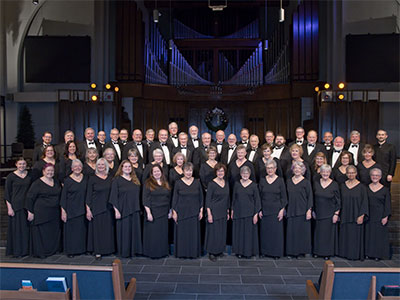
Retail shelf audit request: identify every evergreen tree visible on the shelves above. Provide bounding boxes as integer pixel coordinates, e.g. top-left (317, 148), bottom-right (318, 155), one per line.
top-left (16, 105), bottom-right (35, 149)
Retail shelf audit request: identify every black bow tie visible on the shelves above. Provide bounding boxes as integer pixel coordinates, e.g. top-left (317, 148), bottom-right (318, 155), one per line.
top-left (88, 141), bottom-right (95, 145)
top-left (351, 144), bottom-right (358, 148)
top-left (275, 146), bottom-right (283, 150)
top-left (296, 140), bottom-right (303, 143)
top-left (229, 146), bottom-right (236, 150)
top-left (136, 142), bottom-right (142, 146)
top-left (181, 146), bottom-right (187, 149)
top-left (217, 142), bottom-right (223, 145)
top-left (161, 143), bottom-right (167, 146)
top-left (308, 144), bottom-right (315, 148)
top-left (112, 141), bottom-right (118, 145)
top-left (241, 141), bottom-right (248, 144)
top-left (251, 148), bottom-right (257, 151)
top-left (192, 138), bottom-right (198, 141)
top-left (324, 143), bottom-right (331, 146)
top-left (171, 135), bottom-right (178, 139)
top-left (334, 150), bottom-right (341, 153)
top-left (122, 141), bottom-right (127, 145)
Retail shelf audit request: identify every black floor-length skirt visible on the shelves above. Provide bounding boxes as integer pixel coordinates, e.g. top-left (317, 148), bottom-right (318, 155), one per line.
top-left (174, 216), bottom-right (201, 258)
top-left (339, 223), bottom-right (364, 260)
top-left (6, 210), bottom-right (30, 257)
top-left (259, 215), bottom-right (284, 257)
top-left (286, 216), bottom-right (311, 256)
top-left (87, 210), bottom-right (115, 255)
top-left (116, 212), bottom-right (143, 257)
top-left (232, 217), bottom-right (259, 257)
top-left (205, 217), bottom-right (227, 255)
top-left (365, 221), bottom-right (390, 260)
top-left (313, 218), bottom-right (338, 257)
top-left (143, 215), bottom-right (169, 258)
top-left (31, 219), bottom-right (61, 257)
top-left (63, 216), bottom-right (87, 255)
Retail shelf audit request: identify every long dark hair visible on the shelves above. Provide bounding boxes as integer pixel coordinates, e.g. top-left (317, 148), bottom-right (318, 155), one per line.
top-left (64, 140), bottom-right (80, 159)
top-left (145, 164), bottom-right (170, 191)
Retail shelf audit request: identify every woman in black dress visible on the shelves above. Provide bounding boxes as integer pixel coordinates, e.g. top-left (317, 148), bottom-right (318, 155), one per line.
top-left (285, 144), bottom-right (311, 181)
top-left (60, 159), bottom-right (87, 257)
top-left (143, 149), bottom-right (169, 182)
top-left (172, 162), bottom-right (204, 258)
top-left (109, 160), bottom-right (142, 257)
top-left (338, 165), bottom-right (368, 260)
top-left (231, 165), bottom-right (261, 258)
top-left (311, 152), bottom-right (328, 183)
top-left (255, 144), bottom-right (283, 182)
top-left (313, 164), bottom-right (340, 259)
top-left (86, 158), bottom-right (115, 260)
top-left (365, 168), bottom-right (391, 260)
top-left (103, 148), bottom-right (118, 177)
top-left (27, 163), bottom-right (61, 257)
top-left (357, 145), bottom-right (382, 186)
top-left (82, 148), bottom-right (98, 177)
top-left (205, 163), bottom-right (230, 261)
top-left (127, 148), bottom-right (144, 183)
top-left (58, 140), bottom-right (81, 183)
top-left (31, 145), bottom-right (58, 181)
top-left (169, 152), bottom-right (185, 188)
top-left (5, 158), bottom-right (31, 257)
top-left (258, 159), bottom-right (287, 258)
top-left (332, 151), bottom-right (352, 184)
top-left (286, 161), bottom-right (313, 257)
top-left (200, 146), bottom-right (218, 191)
top-left (228, 145), bottom-right (256, 189)
top-left (143, 164), bottom-right (172, 258)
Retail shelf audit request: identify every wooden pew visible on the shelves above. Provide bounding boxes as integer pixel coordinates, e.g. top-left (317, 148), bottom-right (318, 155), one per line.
top-left (0, 259), bottom-right (136, 300)
top-left (306, 260), bottom-right (400, 300)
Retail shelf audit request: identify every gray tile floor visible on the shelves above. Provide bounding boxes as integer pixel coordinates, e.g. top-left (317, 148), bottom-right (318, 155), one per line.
top-left (1, 248), bottom-right (399, 300)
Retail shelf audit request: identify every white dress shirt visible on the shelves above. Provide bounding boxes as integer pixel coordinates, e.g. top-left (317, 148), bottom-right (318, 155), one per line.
top-left (271, 146), bottom-right (284, 159)
top-left (161, 144), bottom-right (171, 165)
top-left (136, 142), bottom-right (143, 158)
top-left (227, 146), bottom-right (236, 164)
top-left (111, 140), bottom-right (121, 159)
top-left (87, 140), bottom-right (96, 149)
top-left (348, 143), bottom-right (359, 165)
top-left (307, 144), bottom-right (316, 155)
top-left (248, 149), bottom-right (257, 162)
top-left (331, 149), bottom-right (342, 167)
top-left (191, 138), bottom-right (199, 149)
top-left (171, 136), bottom-right (179, 148)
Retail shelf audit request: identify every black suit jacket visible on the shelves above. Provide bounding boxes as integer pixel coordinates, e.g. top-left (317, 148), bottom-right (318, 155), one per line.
top-left (98, 141), bottom-right (107, 157)
top-left (171, 145), bottom-right (194, 163)
top-left (167, 136), bottom-right (179, 150)
top-left (237, 140), bottom-right (251, 151)
top-left (246, 148), bottom-right (263, 163)
top-left (345, 142), bottom-right (365, 165)
top-left (78, 140), bottom-right (101, 160)
top-left (211, 141), bottom-right (227, 161)
top-left (327, 149), bottom-right (344, 169)
top-left (192, 145), bottom-right (209, 168)
top-left (148, 141), bottom-right (173, 165)
top-left (33, 144), bottom-right (48, 163)
top-left (122, 141), bottom-right (148, 166)
top-left (374, 142), bottom-right (397, 176)
top-left (220, 145), bottom-right (238, 166)
top-left (104, 141), bottom-right (123, 163)
top-left (302, 142), bottom-right (327, 165)
top-left (289, 139), bottom-right (305, 147)
top-left (188, 137), bottom-right (200, 149)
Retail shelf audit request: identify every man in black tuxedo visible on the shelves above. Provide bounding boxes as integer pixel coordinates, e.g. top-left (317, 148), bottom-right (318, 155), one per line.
top-left (144, 128), bottom-right (155, 148)
top-left (289, 126), bottom-right (305, 146)
top-left (97, 130), bottom-right (107, 156)
top-left (149, 129), bottom-right (172, 166)
top-left (105, 128), bottom-right (122, 164)
top-left (167, 122), bottom-right (179, 149)
top-left (220, 134), bottom-right (238, 165)
top-left (374, 129), bottom-right (397, 187)
top-left (119, 128), bottom-right (129, 148)
top-left (172, 132), bottom-right (194, 162)
top-left (188, 125), bottom-right (200, 149)
top-left (192, 132), bottom-right (212, 173)
top-left (238, 128), bottom-right (250, 150)
top-left (55, 130), bottom-right (75, 160)
top-left (322, 131), bottom-right (334, 152)
top-left (302, 130), bottom-right (326, 165)
top-left (345, 130), bottom-right (365, 166)
top-left (33, 131), bottom-right (53, 163)
top-left (247, 134), bottom-right (262, 163)
top-left (212, 130), bottom-right (227, 157)
top-left (122, 129), bottom-right (148, 167)
top-left (264, 130), bottom-right (275, 147)
top-left (328, 136), bottom-right (345, 169)
top-left (79, 127), bottom-right (101, 160)
top-left (271, 134), bottom-right (290, 162)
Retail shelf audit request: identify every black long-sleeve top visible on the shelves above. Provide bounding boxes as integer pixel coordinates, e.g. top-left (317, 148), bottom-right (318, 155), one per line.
top-left (339, 183), bottom-right (368, 224)
top-left (205, 180), bottom-right (230, 220)
top-left (172, 179), bottom-right (204, 221)
top-left (60, 176), bottom-right (87, 219)
top-left (367, 186), bottom-right (391, 222)
top-left (109, 176), bottom-right (141, 218)
top-left (5, 172), bottom-right (32, 211)
top-left (286, 178), bottom-right (313, 218)
top-left (258, 177), bottom-right (287, 216)
top-left (313, 180), bottom-right (340, 220)
top-left (86, 175), bottom-right (112, 216)
top-left (232, 181), bottom-right (261, 219)
top-left (142, 185), bottom-right (171, 219)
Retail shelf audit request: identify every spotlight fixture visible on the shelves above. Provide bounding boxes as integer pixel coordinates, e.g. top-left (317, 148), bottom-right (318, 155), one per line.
top-left (314, 86), bottom-right (320, 92)
top-left (153, 9), bottom-right (159, 23)
top-left (32, 0), bottom-right (39, 5)
top-left (90, 83), bottom-right (97, 89)
top-left (105, 83), bottom-right (111, 90)
top-left (324, 83), bottom-right (330, 89)
top-left (279, 0), bottom-right (284, 22)
top-left (91, 95), bottom-right (98, 101)
top-left (338, 82), bottom-right (345, 89)
top-left (337, 93), bottom-right (345, 100)
top-left (114, 87), bottom-right (120, 92)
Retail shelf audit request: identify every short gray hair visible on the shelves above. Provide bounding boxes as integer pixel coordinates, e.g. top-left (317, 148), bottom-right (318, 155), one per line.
top-left (291, 161), bottom-right (306, 175)
top-left (370, 168), bottom-right (382, 177)
top-left (71, 159), bottom-right (83, 169)
top-left (265, 159), bottom-right (277, 169)
top-left (96, 158), bottom-right (109, 174)
top-left (320, 164), bottom-right (332, 173)
top-left (153, 148), bottom-right (164, 158)
top-left (240, 165), bottom-right (251, 175)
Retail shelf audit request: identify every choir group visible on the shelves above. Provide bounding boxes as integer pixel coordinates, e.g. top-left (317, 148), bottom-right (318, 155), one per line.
top-left (5, 124), bottom-right (397, 262)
